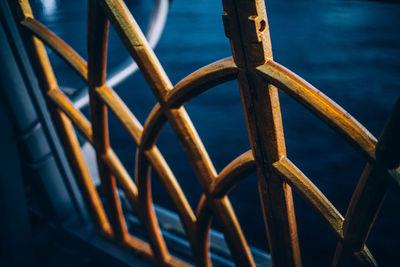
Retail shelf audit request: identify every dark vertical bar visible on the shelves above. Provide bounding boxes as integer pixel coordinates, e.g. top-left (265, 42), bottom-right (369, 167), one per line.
top-left (333, 98), bottom-right (400, 267)
top-left (87, 0), bottom-right (126, 241)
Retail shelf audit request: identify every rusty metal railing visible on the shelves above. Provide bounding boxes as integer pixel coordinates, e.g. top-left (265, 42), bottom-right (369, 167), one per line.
top-left (10, 0), bottom-right (399, 266)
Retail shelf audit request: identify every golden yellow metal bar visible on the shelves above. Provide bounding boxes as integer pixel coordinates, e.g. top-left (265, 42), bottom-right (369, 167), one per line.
top-left (102, 149), bottom-right (139, 209)
top-left (12, 0), bottom-right (112, 237)
top-left (21, 18), bottom-right (88, 81)
top-left (194, 195), bottom-right (212, 267)
top-left (165, 57), bottom-right (238, 108)
top-left (56, 112), bottom-right (113, 237)
top-left (272, 157), bottom-right (344, 239)
top-left (140, 104), bottom-right (166, 150)
top-left (47, 90), bottom-right (93, 143)
top-left (210, 150), bottom-right (256, 198)
top-left (256, 60), bottom-right (377, 162)
top-left (101, 0), bottom-right (172, 99)
top-left (221, 1), bottom-right (301, 265)
top-left (13, 1), bottom-right (396, 266)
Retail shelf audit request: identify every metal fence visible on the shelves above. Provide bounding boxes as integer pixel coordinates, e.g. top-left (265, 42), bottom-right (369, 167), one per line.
top-left (9, 0), bottom-right (400, 266)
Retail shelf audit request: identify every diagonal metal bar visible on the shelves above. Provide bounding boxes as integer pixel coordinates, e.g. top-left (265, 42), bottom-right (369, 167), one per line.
top-left (256, 60), bottom-right (377, 162)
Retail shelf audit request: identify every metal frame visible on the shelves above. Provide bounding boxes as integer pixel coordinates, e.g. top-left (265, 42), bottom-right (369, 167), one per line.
top-left (7, 0), bottom-right (400, 266)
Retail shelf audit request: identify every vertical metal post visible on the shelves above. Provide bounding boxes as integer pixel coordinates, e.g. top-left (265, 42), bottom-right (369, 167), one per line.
top-left (87, 0), bottom-right (127, 241)
top-left (221, 0), bottom-right (302, 266)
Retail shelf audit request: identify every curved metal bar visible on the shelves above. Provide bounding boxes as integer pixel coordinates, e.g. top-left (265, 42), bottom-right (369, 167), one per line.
top-left (140, 57), bottom-right (238, 150)
top-left (140, 104), bottom-right (166, 150)
top-left (20, 18), bottom-right (88, 81)
top-left (143, 147), bottom-right (197, 229)
top-left (166, 57), bottom-right (238, 108)
top-left (257, 60), bottom-right (377, 162)
top-left (135, 146), bottom-right (197, 258)
top-left (210, 150), bottom-right (256, 198)
top-left (272, 157), bottom-right (377, 265)
top-left (272, 156), bottom-right (344, 239)
top-left (135, 149), bottom-right (171, 263)
top-left (194, 195), bottom-right (212, 267)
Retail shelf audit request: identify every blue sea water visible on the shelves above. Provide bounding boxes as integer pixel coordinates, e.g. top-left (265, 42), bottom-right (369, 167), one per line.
top-left (31, 0), bottom-right (400, 265)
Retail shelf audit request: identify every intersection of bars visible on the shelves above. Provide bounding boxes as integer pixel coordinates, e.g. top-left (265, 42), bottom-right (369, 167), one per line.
top-left (11, 0), bottom-right (399, 266)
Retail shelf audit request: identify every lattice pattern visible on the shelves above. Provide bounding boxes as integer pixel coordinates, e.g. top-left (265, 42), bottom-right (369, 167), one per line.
top-left (11, 0), bottom-right (400, 266)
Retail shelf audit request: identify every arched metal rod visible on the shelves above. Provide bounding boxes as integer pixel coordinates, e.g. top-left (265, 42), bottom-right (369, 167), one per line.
top-left (272, 156), bottom-right (376, 264)
top-left (272, 157), bottom-right (344, 239)
top-left (135, 142), bottom-right (198, 265)
top-left (134, 149), bottom-right (171, 263)
top-left (194, 195), bottom-right (212, 267)
top-left (256, 60), bottom-right (377, 162)
top-left (140, 58), bottom-right (238, 150)
top-left (26, 16), bottom-right (194, 229)
top-left (210, 197), bottom-right (255, 266)
top-left (165, 57), bottom-right (238, 108)
top-left (133, 58), bottom-right (250, 265)
top-left (87, 83), bottom-right (194, 263)
top-left (209, 150), bottom-right (256, 198)
top-left (191, 152), bottom-right (256, 266)
top-left (73, 0), bottom-right (170, 109)
top-left (140, 104), bottom-right (166, 150)
top-left (20, 18), bottom-right (88, 81)
top-left (136, 147), bottom-right (197, 233)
